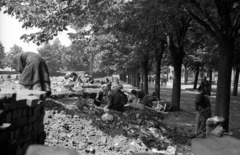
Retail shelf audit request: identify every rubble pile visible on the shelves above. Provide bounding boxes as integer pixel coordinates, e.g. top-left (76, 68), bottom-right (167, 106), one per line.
top-left (43, 98), bottom-right (193, 155)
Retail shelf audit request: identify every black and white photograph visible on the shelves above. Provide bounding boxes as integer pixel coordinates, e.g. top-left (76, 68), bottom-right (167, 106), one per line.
top-left (0, 0), bottom-right (240, 155)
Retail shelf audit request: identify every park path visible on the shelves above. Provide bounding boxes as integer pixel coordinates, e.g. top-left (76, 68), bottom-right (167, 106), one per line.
top-left (121, 81), bottom-right (240, 139)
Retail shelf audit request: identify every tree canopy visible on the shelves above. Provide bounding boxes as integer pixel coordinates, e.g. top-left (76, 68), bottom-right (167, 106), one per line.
top-left (0, 42), bottom-right (5, 69)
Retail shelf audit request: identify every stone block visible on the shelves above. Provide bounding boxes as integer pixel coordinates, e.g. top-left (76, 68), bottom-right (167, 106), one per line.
top-left (23, 125), bottom-right (29, 134)
top-left (38, 132), bottom-right (46, 144)
top-left (10, 117), bottom-right (27, 129)
top-left (17, 109), bottom-right (23, 118)
top-left (26, 96), bottom-right (39, 107)
top-left (0, 110), bottom-right (4, 125)
top-left (25, 145), bottom-right (79, 155)
top-left (23, 142), bottom-right (29, 154)
top-left (33, 104), bottom-right (41, 116)
top-left (192, 136), bottom-right (240, 155)
top-left (15, 146), bottom-right (23, 155)
top-left (31, 91), bottom-right (47, 101)
top-left (15, 129), bottom-right (19, 139)
top-left (37, 125), bottom-right (44, 135)
top-left (0, 129), bottom-right (8, 145)
top-left (5, 112), bottom-right (12, 123)
top-left (29, 124), bottom-right (33, 132)
top-left (28, 108), bottom-right (33, 116)
top-left (4, 103), bottom-right (17, 111)
top-left (38, 113), bottom-right (44, 122)
top-left (22, 108), bottom-right (27, 116)
top-left (12, 110), bottom-right (18, 119)
top-left (0, 91), bottom-right (17, 104)
top-left (28, 114), bottom-right (37, 124)
top-left (17, 131), bottom-right (36, 145)
top-left (16, 98), bottom-right (27, 108)
top-left (33, 122), bottom-right (37, 130)
top-left (10, 131), bottom-right (15, 141)
top-left (18, 117), bottom-right (28, 126)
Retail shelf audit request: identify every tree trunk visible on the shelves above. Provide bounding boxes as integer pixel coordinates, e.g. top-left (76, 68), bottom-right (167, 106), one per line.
top-left (193, 65), bottom-right (200, 90)
top-left (133, 72), bottom-right (136, 87)
top-left (127, 74), bottom-right (130, 84)
top-left (142, 64), bottom-right (149, 94)
top-left (232, 66), bottom-right (239, 96)
top-left (154, 41), bottom-right (164, 99)
top-left (155, 59), bottom-right (161, 99)
top-left (171, 59), bottom-right (182, 111)
top-left (141, 71), bottom-right (144, 91)
top-left (215, 40), bottom-right (234, 132)
top-left (123, 74), bottom-right (126, 82)
top-left (136, 71), bottom-right (140, 88)
top-left (184, 65), bottom-right (188, 84)
top-left (209, 69), bottom-right (212, 92)
top-left (167, 35), bottom-right (185, 111)
top-left (132, 73), bottom-right (136, 86)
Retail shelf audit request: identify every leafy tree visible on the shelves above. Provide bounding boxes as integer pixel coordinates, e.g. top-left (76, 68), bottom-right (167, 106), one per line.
top-left (38, 39), bottom-right (65, 73)
top-left (4, 44), bottom-right (23, 70)
top-left (232, 38), bottom-right (240, 96)
top-left (166, 17), bottom-right (191, 111)
top-left (0, 42), bottom-right (5, 69)
top-left (186, 0), bottom-right (240, 131)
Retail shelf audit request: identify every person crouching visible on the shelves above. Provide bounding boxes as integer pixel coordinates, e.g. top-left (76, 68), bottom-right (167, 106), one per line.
top-left (104, 84), bottom-right (128, 112)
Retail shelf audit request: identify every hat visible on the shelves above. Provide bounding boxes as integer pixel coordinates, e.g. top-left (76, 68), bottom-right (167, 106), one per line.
top-left (84, 73), bottom-right (89, 77)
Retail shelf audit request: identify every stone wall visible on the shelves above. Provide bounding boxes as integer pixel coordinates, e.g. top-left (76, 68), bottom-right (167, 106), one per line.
top-left (0, 90), bottom-right (47, 155)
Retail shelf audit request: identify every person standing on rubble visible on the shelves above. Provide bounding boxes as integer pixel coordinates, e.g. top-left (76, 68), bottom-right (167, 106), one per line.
top-left (195, 88), bottom-right (211, 137)
top-left (12, 52), bottom-right (51, 96)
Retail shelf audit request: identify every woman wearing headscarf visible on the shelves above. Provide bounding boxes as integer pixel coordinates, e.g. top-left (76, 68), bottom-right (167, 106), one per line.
top-left (12, 52), bottom-right (51, 96)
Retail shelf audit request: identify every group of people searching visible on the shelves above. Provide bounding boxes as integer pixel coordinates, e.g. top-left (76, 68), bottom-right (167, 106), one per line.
top-left (12, 51), bottom-right (212, 137)
top-left (94, 76), bottom-right (157, 112)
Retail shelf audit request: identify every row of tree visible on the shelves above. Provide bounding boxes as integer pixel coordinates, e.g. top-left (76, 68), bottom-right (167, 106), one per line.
top-left (1, 0), bottom-right (240, 131)
top-left (0, 40), bottom-right (90, 72)
top-left (0, 43), bottom-right (24, 70)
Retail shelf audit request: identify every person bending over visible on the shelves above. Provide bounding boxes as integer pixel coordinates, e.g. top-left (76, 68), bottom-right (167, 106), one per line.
top-left (130, 89), bottom-right (153, 107)
top-left (104, 84), bottom-right (128, 112)
top-left (12, 52), bottom-right (51, 96)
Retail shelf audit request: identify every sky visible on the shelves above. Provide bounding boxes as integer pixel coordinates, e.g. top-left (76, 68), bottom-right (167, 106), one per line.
top-left (0, 10), bottom-right (75, 54)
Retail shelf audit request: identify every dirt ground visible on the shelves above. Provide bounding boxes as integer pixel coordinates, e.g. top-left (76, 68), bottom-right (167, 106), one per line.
top-left (122, 81), bottom-right (240, 139)
top-left (0, 80), bottom-right (193, 155)
top-left (1, 79), bottom-right (240, 154)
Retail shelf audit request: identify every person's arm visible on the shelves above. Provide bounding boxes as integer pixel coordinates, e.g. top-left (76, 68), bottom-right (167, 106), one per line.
top-left (105, 91), bottom-right (113, 109)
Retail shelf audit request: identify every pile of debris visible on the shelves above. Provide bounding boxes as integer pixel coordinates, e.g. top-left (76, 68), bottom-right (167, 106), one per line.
top-left (43, 98), bottom-right (193, 155)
